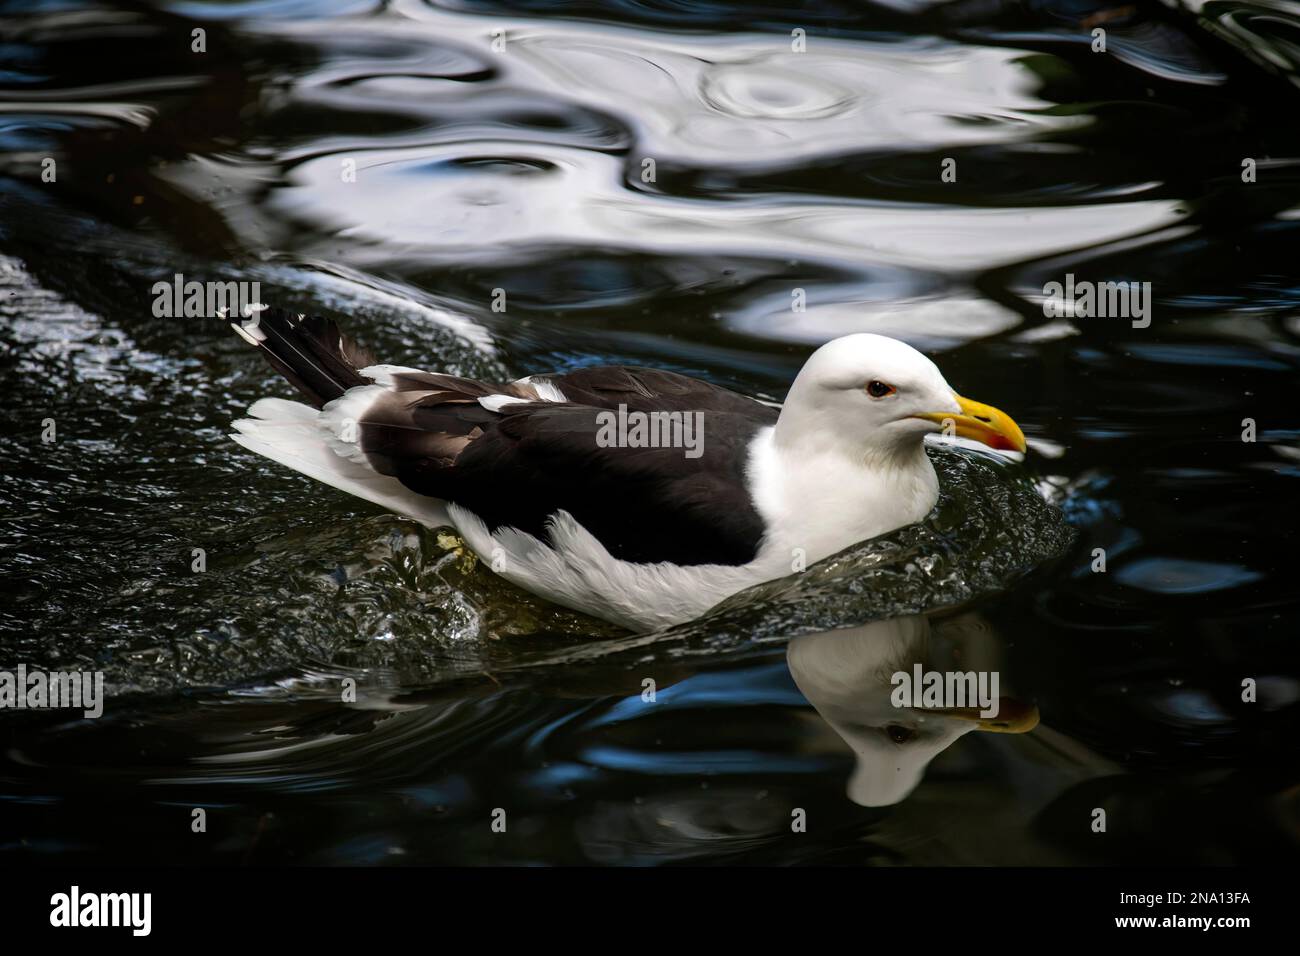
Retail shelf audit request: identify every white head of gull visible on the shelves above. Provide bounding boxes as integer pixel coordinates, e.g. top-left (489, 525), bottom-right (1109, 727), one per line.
top-left (230, 312), bottom-right (1026, 632)
top-left (755, 334), bottom-right (1025, 574)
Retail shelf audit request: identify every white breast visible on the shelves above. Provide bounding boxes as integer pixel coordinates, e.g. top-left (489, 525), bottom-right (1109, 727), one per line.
top-left (746, 427), bottom-right (940, 571)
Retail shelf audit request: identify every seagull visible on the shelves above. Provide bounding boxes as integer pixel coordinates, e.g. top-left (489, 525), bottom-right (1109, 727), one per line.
top-left (229, 308), bottom-right (1026, 631)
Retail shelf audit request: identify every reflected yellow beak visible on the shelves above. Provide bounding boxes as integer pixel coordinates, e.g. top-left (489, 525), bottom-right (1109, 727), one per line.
top-left (928, 698), bottom-right (1040, 734)
top-left (913, 394), bottom-right (1027, 454)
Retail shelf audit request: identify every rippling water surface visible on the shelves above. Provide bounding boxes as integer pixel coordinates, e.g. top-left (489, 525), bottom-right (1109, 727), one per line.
top-left (1, 0), bottom-right (1298, 864)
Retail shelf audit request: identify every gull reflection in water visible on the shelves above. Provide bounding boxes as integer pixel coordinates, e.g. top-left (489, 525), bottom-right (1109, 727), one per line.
top-left (787, 613), bottom-right (1039, 807)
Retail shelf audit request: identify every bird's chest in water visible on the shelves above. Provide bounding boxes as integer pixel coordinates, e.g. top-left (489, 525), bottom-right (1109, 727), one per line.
top-left (769, 463), bottom-right (938, 564)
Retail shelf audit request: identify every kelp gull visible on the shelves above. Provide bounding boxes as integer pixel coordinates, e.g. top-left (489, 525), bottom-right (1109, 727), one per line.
top-left (229, 309), bottom-right (1025, 631)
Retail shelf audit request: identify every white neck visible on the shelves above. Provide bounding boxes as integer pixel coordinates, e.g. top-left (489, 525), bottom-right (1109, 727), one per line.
top-left (747, 424), bottom-right (939, 569)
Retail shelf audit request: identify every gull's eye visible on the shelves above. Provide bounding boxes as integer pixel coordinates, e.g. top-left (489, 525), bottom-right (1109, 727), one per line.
top-left (866, 380), bottom-right (896, 399)
top-left (885, 724), bottom-right (916, 744)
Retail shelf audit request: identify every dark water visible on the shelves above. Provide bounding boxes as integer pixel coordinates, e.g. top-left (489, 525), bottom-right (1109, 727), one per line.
top-left (1, 0), bottom-right (1298, 864)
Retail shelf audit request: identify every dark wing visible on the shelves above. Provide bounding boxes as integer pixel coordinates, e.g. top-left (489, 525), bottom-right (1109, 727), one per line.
top-left (234, 307), bottom-right (378, 407)
top-left (236, 309), bottom-right (779, 566)
top-left (361, 368), bottom-right (778, 566)
top-left (533, 365), bottom-right (778, 420)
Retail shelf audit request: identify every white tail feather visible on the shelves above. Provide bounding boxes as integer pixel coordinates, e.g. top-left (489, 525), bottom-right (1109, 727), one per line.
top-left (231, 398), bottom-right (449, 528)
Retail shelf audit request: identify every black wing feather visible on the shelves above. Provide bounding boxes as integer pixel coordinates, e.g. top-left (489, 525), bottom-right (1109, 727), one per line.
top-left (238, 311), bottom-right (778, 566)
top-left (404, 400), bottom-right (774, 565)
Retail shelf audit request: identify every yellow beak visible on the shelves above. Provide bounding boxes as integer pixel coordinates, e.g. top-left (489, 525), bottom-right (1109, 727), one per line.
top-left (928, 698), bottom-right (1040, 733)
top-left (913, 394), bottom-right (1027, 453)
